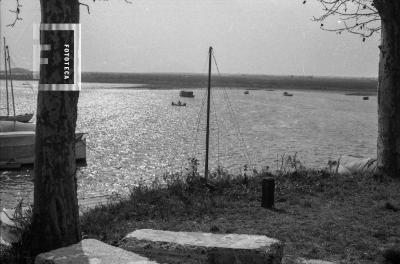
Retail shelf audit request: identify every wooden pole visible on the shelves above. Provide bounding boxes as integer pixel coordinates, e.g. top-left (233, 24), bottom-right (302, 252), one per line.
top-left (6, 46), bottom-right (15, 118)
top-left (3, 37), bottom-right (9, 116)
top-left (0, 2), bottom-right (2, 106)
top-left (204, 46), bottom-right (212, 181)
top-left (261, 177), bottom-right (275, 208)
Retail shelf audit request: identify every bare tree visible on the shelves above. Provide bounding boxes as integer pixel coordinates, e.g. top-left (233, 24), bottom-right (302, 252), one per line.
top-left (306, 0), bottom-right (400, 178)
top-left (4, 0), bottom-right (131, 257)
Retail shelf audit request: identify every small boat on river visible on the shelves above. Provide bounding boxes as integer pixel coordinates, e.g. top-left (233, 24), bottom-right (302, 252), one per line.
top-left (244, 90), bottom-right (249, 95)
top-left (0, 121), bottom-right (86, 169)
top-left (283, 92), bottom-right (293, 96)
top-left (363, 96), bottom-right (369, 100)
top-left (172, 101), bottom-right (186, 106)
top-left (179, 91), bottom-right (194, 98)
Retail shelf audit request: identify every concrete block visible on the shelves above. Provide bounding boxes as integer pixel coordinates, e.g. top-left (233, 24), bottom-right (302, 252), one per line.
top-left (35, 239), bottom-right (159, 264)
top-left (122, 229), bottom-right (283, 264)
top-left (296, 258), bottom-right (337, 264)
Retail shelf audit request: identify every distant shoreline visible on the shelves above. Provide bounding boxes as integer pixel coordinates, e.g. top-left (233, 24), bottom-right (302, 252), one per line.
top-left (2, 71), bottom-right (377, 95)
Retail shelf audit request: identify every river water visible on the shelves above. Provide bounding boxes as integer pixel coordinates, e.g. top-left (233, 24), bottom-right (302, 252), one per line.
top-left (0, 81), bottom-right (377, 209)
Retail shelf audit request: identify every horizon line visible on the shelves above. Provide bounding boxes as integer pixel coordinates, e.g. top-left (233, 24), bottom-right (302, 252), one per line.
top-left (2, 68), bottom-right (378, 80)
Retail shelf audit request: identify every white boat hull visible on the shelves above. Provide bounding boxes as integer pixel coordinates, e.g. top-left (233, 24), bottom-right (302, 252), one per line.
top-left (0, 121), bottom-right (86, 167)
top-left (0, 113), bottom-right (34, 123)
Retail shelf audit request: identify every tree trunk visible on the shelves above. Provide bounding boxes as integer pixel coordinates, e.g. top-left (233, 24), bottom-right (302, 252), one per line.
top-left (376, 0), bottom-right (400, 178)
top-left (32, 0), bottom-right (80, 255)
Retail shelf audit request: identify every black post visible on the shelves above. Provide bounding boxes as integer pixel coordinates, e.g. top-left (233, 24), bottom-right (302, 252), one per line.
top-left (204, 46), bottom-right (212, 181)
top-left (6, 46), bottom-right (15, 118)
top-left (3, 37), bottom-right (9, 116)
top-left (261, 177), bottom-right (275, 208)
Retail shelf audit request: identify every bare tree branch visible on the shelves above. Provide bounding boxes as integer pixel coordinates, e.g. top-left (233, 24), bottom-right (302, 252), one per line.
top-left (7, 0), bottom-right (23, 27)
top-left (79, 1), bottom-right (95, 14)
top-left (78, 0), bottom-right (133, 15)
top-left (7, 0), bottom-right (133, 25)
top-left (304, 0), bottom-right (381, 40)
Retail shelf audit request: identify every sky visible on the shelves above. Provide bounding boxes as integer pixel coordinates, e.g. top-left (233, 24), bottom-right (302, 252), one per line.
top-left (0, 0), bottom-right (380, 77)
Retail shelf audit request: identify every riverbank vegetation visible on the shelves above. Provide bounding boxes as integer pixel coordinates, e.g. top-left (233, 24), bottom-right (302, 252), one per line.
top-left (1, 158), bottom-right (399, 263)
top-left (79, 164), bottom-right (399, 263)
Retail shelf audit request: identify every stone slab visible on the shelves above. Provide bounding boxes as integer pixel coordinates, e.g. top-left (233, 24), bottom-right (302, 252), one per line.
top-left (122, 229), bottom-right (283, 264)
top-left (296, 258), bottom-right (336, 264)
top-left (35, 239), bottom-right (159, 264)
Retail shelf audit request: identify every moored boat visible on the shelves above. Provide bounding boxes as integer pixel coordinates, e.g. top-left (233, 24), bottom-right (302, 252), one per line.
top-left (363, 96), bottom-right (369, 100)
top-left (172, 101), bottom-right (186, 106)
top-left (0, 121), bottom-right (86, 168)
top-left (283, 91), bottom-right (293, 96)
top-left (179, 91), bottom-right (194, 98)
top-left (0, 113), bottom-right (33, 123)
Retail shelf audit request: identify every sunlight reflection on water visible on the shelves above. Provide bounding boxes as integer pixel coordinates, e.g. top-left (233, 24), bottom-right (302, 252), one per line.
top-left (0, 81), bottom-right (377, 208)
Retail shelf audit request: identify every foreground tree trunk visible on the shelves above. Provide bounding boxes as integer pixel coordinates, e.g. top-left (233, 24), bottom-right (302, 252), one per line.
top-left (375, 0), bottom-right (400, 178)
top-left (31, 0), bottom-right (81, 255)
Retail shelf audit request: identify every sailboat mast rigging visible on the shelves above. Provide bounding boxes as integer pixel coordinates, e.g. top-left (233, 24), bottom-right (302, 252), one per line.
top-left (204, 46), bottom-right (212, 181)
top-left (0, 37), bottom-right (34, 122)
top-left (6, 45), bottom-right (16, 118)
top-left (193, 46), bottom-right (251, 179)
top-left (3, 37), bottom-right (9, 116)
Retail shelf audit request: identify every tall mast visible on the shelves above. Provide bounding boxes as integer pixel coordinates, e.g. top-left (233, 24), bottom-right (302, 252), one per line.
top-left (0, 0), bottom-right (2, 106)
top-left (6, 45), bottom-right (15, 118)
top-left (3, 37), bottom-right (9, 116)
top-left (204, 46), bottom-right (212, 181)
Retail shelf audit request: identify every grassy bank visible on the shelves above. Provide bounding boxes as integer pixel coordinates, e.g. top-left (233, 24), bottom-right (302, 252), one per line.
top-left (2, 165), bottom-right (399, 263)
top-left (79, 166), bottom-right (399, 263)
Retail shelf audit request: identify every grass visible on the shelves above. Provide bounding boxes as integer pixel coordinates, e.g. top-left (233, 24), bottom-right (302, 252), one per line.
top-left (79, 162), bottom-right (400, 264)
top-left (0, 201), bottom-right (33, 264)
top-left (2, 158), bottom-right (400, 263)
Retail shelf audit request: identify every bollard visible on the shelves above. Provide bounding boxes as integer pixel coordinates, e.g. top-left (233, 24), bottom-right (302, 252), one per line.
top-left (261, 177), bottom-right (275, 208)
